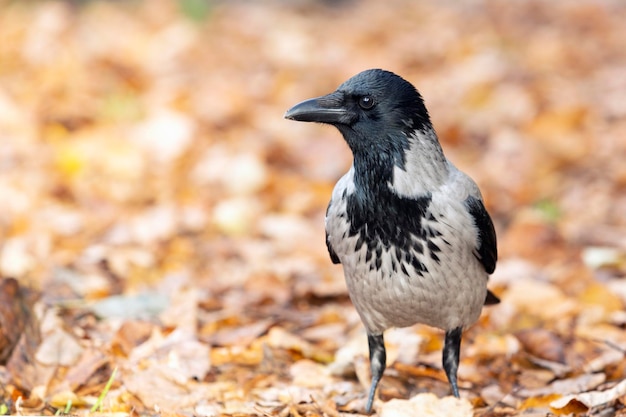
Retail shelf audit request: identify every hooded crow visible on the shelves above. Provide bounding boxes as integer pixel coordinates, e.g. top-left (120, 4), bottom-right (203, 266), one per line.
top-left (285, 69), bottom-right (499, 413)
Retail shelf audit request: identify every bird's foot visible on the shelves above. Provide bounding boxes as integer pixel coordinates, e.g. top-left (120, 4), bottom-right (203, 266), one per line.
top-left (443, 327), bottom-right (463, 398)
top-left (365, 334), bottom-right (386, 413)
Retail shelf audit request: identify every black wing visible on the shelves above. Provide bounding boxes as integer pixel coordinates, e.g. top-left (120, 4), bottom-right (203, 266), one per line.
top-left (325, 202), bottom-right (341, 264)
top-left (465, 195), bottom-right (497, 274)
top-left (326, 230), bottom-right (341, 264)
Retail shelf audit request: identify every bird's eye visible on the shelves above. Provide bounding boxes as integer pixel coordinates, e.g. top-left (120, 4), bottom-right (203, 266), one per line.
top-left (358, 95), bottom-right (375, 110)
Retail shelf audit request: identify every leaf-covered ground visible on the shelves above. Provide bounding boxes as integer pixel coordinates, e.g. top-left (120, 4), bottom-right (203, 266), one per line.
top-left (1, 0), bottom-right (626, 416)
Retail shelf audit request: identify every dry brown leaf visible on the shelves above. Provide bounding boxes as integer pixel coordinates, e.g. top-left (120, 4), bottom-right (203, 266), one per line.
top-left (265, 326), bottom-right (331, 363)
top-left (123, 365), bottom-right (230, 411)
top-left (63, 348), bottom-right (109, 391)
top-left (379, 393), bottom-right (473, 417)
top-left (518, 373), bottom-right (606, 398)
top-left (35, 327), bottom-right (83, 367)
top-left (111, 320), bottom-right (155, 357)
top-left (290, 359), bottom-right (334, 388)
top-left (499, 279), bottom-right (578, 324)
top-left (516, 369), bottom-right (557, 391)
top-left (515, 329), bottom-right (566, 364)
top-left (0, 278), bottom-right (35, 363)
top-left (550, 379), bottom-right (626, 411)
top-left (210, 319), bottom-right (273, 347)
top-left (578, 282), bottom-right (624, 312)
top-left (519, 394), bottom-right (561, 411)
top-left (210, 344), bottom-right (263, 367)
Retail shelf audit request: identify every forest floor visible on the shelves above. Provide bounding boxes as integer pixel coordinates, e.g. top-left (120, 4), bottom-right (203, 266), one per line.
top-left (0, 0), bottom-right (626, 416)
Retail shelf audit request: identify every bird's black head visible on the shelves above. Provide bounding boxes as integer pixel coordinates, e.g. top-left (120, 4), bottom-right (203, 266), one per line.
top-left (284, 69), bottom-right (433, 156)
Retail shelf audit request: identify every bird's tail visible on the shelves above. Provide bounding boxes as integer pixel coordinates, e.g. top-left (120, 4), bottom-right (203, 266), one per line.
top-left (484, 290), bottom-right (500, 305)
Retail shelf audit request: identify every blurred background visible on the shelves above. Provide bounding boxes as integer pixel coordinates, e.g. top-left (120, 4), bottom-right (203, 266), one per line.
top-left (0, 0), bottom-right (625, 415)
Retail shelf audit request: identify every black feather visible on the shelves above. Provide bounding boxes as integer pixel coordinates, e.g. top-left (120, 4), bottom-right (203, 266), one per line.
top-left (325, 202), bottom-right (341, 264)
top-left (485, 289), bottom-right (500, 305)
top-left (326, 231), bottom-right (341, 264)
top-left (465, 196), bottom-right (497, 274)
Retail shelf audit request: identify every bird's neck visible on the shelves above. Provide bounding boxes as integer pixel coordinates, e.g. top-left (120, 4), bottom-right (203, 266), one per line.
top-left (352, 149), bottom-right (395, 200)
top-left (390, 129), bottom-right (449, 197)
top-left (352, 128), bottom-right (448, 200)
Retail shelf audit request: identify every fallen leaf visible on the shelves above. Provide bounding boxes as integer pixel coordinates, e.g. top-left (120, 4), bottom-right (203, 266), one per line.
top-left (290, 359), bottom-right (334, 388)
top-left (111, 320), bottom-right (155, 357)
top-left (64, 348), bottom-right (109, 390)
top-left (550, 378), bottom-right (626, 411)
top-left (36, 327), bottom-right (83, 367)
top-left (379, 393), bottom-right (473, 417)
top-left (89, 292), bottom-right (169, 320)
top-left (123, 366), bottom-right (229, 411)
top-left (515, 329), bottom-right (566, 363)
top-left (519, 394), bottom-right (561, 410)
top-left (265, 326), bottom-right (330, 363)
top-left (518, 373), bottom-right (605, 398)
top-left (209, 319), bottom-right (273, 347)
top-left (0, 278), bottom-right (36, 363)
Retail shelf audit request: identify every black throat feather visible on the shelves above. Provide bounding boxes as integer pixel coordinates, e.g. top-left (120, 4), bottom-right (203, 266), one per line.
top-left (346, 147), bottom-right (434, 275)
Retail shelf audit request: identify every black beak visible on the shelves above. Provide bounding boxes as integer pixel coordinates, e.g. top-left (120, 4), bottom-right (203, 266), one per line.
top-left (284, 91), bottom-right (354, 125)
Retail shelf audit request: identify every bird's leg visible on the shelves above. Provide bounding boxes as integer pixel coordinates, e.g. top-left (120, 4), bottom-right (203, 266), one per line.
top-left (443, 327), bottom-right (463, 398)
top-left (365, 334), bottom-right (386, 414)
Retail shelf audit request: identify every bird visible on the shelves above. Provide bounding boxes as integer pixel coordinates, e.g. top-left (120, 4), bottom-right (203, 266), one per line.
top-left (284, 69), bottom-right (499, 413)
